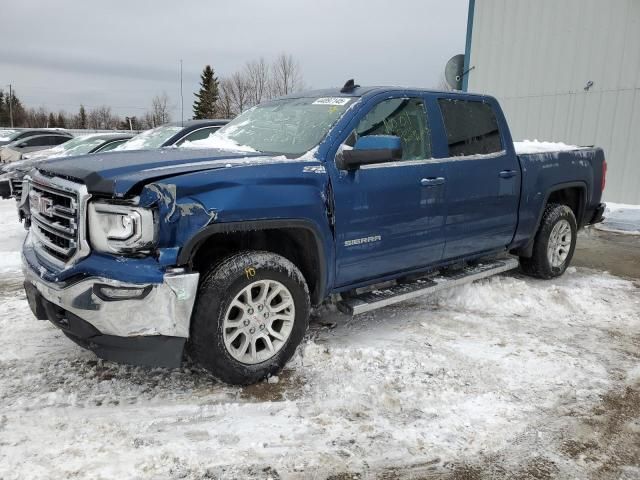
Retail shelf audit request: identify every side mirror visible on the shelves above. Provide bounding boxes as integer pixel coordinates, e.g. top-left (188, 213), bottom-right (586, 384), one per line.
top-left (336, 135), bottom-right (402, 170)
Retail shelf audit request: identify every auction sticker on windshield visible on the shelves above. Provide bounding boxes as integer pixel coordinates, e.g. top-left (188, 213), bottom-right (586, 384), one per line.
top-left (312, 97), bottom-right (351, 106)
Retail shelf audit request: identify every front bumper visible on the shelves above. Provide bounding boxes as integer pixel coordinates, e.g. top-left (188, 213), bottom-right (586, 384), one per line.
top-left (22, 252), bottom-right (200, 367)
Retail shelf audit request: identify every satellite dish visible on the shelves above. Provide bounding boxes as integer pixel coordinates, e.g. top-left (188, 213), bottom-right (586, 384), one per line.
top-left (445, 54), bottom-right (465, 90)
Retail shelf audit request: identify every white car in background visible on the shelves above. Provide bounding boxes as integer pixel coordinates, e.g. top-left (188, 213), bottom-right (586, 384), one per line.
top-left (22, 132), bottom-right (133, 161)
top-left (0, 132), bottom-right (134, 205)
top-left (0, 131), bottom-right (73, 163)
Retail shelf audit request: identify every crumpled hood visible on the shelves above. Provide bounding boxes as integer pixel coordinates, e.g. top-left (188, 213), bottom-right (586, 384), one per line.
top-left (36, 147), bottom-right (270, 196)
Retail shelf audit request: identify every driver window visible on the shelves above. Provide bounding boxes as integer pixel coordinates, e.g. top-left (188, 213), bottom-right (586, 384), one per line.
top-left (346, 98), bottom-right (432, 160)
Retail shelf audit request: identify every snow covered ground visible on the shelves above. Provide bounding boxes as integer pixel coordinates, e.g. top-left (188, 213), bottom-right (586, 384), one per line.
top-left (597, 202), bottom-right (640, 235)
top-left (0, 198), bottom-right (639, 479)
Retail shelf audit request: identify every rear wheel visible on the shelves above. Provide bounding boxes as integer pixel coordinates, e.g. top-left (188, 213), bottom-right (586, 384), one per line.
top-left (189, 251), bottom-right (310, 385)
top-left (519, 203), bottom-right (577, 279)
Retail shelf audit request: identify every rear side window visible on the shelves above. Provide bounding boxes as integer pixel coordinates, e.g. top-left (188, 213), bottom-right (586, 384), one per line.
top-left (22, 136), bottom-right (47, 147)
top-left (176, 126), bottom-right (221, 146)
top-left (438, 99), bottom-right (502, 156)
top-left (96, 140), bottom-right (127, 152)
top-left (349, 97), bottom-right (432, 160)
top-left (48, 135), bottom-right (69, 146)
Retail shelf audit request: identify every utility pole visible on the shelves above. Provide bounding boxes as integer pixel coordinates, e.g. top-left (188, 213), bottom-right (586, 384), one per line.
top-left (8, 84), bottom-right (14, 128)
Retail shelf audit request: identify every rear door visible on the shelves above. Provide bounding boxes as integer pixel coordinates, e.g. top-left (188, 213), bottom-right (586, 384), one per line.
top-left (330, 94), bottom-right (447, 287)
top-left (435, 97), bottom-right (520, 259)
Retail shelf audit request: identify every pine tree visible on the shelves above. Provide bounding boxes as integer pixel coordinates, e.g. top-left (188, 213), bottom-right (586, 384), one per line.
top-left (48, 112), bottom-right (57, 128)
top-left (0, 90), bottom-right (25, 127)
top-left (78, 105), bottom-right (87, 129)
top-left (0, 91), bottom-right (6, 126)
top-left (56, 112), bottom-right (67, 129)
top-left (193, 65), bottom-right (219, 119)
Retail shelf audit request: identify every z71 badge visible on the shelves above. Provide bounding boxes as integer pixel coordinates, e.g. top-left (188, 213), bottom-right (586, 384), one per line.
top-left (344, 235), bottom-right (382, 247)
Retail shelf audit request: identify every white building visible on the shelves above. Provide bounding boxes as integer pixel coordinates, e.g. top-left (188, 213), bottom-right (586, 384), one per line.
top-left (463, 0), bottom-right (640, 204)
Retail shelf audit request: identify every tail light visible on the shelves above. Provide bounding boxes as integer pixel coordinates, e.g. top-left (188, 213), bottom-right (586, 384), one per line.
top-left (601, 159), bottom-right (607, 192)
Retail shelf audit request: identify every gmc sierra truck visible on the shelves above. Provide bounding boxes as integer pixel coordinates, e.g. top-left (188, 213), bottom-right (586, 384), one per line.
top-left (21, 83), bottom-right (606, 385)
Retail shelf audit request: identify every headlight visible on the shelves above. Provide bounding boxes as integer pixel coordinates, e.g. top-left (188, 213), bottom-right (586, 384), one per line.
top-left (88, 202), bottom-right (157, 254)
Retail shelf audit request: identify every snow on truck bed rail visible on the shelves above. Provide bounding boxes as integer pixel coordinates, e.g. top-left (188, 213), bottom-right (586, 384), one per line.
top-left (514, 139), bottom-right (579, 154)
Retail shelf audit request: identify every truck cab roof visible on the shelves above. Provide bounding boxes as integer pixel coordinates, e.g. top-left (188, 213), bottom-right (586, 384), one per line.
top-left (280, 85), bottom-right (493, 101)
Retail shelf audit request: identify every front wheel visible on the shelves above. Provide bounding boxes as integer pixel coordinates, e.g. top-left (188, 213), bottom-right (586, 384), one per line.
top-left (189, 251), bottom-right (310, 385)
top-left (519, 203), bottom-right (577, 279)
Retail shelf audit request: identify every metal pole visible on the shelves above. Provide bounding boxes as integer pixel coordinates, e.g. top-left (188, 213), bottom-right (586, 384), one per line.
top-left (8, 84), bottom-right (14, 128)
top-left (180, 60), bottom-right (184, 126)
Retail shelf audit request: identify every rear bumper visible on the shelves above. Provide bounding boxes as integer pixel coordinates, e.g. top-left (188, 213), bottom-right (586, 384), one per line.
top-left (588, 202), bottom-right (606, 225)
top-left (22, 250), bottom-right (200, 368)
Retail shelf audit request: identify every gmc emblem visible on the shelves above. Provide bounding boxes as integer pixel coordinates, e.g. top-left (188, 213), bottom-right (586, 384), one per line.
top-left (30, 192), bottom-right (54, 217)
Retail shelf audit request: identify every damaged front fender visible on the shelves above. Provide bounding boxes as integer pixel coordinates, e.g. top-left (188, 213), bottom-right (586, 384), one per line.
top-left (138, 182), bottom-right (217, 254)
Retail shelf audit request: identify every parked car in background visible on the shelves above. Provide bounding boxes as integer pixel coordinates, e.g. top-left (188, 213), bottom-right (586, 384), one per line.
top-left (0, 129), bottom-right (73, 148)
top-left (0, 131), bottom-right (73, 163)
top-left (22, 132), bottom-right (133, 161)
top-left (115, 119), bottom-right (228, 151)
top-left (0, 133), bottom-right (134, 201)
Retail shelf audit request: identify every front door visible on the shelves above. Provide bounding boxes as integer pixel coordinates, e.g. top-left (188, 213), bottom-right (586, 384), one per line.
top-left (330, 96), bottom-right (447, 287)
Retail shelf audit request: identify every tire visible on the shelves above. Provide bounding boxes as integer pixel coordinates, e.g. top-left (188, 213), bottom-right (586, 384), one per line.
top-left (519, 203), bottom-right (577, 279)
top-left (189, 250), bottom-right (310, 385)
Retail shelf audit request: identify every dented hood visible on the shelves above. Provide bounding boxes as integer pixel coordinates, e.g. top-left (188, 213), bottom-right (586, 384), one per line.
top-left (36, 147), bottom-right (266, 196)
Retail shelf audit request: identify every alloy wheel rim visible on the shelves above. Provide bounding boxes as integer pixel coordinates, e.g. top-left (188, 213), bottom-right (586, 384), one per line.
top-left (547, 219), bottom-right (572, 268)
top-left (223, 279), bottom-right (295, 365)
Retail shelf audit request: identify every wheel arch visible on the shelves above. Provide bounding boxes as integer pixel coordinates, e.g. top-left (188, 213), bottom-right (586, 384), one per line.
top-left (513, 181), bottom-right (587, 258)
top-left (177, 219), bottom-right (327, 305)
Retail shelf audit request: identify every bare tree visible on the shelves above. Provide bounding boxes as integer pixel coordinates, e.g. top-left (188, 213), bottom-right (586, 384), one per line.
top-left (270, 53), bottom-right (304, 97)
top-left (245, 57), bottom-right (270, 107)
top-left (151, 92), bottom-right (171, 126)
top-left (227, 72), bottom-right (251, 115)
top-left (142, 111), bottom-right (156, 129)
top-left (86, 106), bottom-right (116, 129)
top-left (217, 78), bottom-right (235, 118)
top-left (98, 106), bottom-right (117, 129)
top-left (25, 107), bottom-right (48, 128)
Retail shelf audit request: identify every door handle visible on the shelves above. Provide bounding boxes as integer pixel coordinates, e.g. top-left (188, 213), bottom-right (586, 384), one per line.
top-left (421, 177), bottom-right (446, 187)
top-left (499, 170), bottom-right (518, 179)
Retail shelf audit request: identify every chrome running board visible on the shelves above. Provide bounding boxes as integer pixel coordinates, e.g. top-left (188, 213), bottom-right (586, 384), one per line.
top-left (338, 256), bottom-right (519, 315)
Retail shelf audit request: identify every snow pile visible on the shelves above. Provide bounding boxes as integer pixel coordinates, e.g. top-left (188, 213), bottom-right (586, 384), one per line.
top-left (0, 261), bottom-right (638, 478)
top-left (0, 199), bottom-right (26, 273)
top-left (180, 120), bottom-right (258, 153)
top-left (596, 202), bottom-right (640, 235)
top-left (514, 139), bottom-right (579, 154)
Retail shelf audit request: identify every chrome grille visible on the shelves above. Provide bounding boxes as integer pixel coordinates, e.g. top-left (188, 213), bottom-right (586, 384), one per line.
top-left (28, 172), bottom-right (90, 266)
top-left (9, 178), bottom-right (23, 198)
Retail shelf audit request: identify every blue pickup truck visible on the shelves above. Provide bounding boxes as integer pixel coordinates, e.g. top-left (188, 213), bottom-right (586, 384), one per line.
top-left (21, 83), bottom-right (606, 384)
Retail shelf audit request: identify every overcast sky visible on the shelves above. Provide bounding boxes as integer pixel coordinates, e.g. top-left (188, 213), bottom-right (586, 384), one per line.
top-left (1, 0), bottom-right (468, 118)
